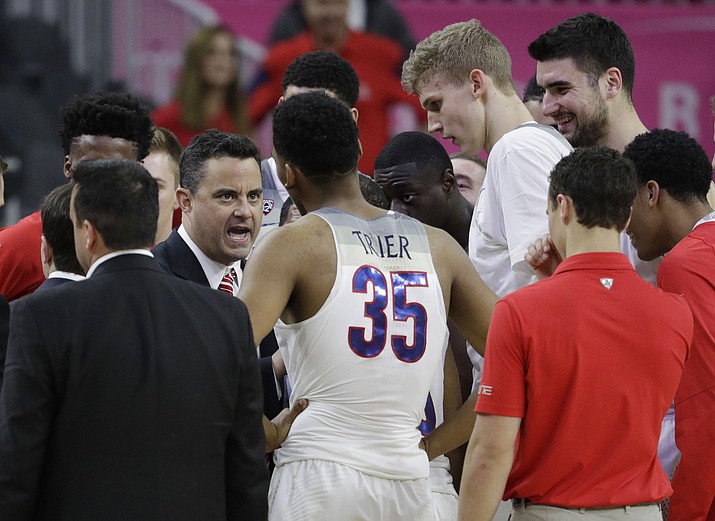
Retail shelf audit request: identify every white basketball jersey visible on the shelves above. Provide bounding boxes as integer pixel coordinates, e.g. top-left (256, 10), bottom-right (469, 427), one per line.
top-left (274, 208), bottom-right (449, 480)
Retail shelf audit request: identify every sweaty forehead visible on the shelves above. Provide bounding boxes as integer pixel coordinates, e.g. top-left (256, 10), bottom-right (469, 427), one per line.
top-left (374, 162), bottom-right (425, 188)
top-left (284, 85), bottom-right (338, 100)
top-left (70, 135), bottom-right (138, 160)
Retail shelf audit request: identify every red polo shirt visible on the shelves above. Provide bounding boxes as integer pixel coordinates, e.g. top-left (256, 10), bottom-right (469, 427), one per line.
top-left (476, 252), bottom-right (691, 507)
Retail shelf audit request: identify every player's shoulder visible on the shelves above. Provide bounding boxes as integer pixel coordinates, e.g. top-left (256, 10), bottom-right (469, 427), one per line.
top-left (495, 123), bottom-right (571, 156)
top-left (255, 213), bottom-right (333, 257)
top-left (0, 211), bottom-right (42, 242)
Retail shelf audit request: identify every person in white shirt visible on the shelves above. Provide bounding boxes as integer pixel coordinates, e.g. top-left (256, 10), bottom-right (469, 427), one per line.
top-left (401, 19), bottom-right (572, 464)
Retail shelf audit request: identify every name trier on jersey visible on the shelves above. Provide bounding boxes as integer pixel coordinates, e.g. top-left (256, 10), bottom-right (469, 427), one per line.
top-left (351, 231), bottom-right (412, 259)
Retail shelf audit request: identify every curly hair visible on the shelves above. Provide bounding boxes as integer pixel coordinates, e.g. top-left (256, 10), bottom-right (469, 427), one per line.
top-left (623, 129), bottom-right (712, 203)
top-left (548, 146), bottom-right (637, 231)
top-left (528, 13), bottom-right (636, 102)
top-left (281, 51), bottom-right (360, 107)
top-left (58, 92), bottom-right (153, 159)
top-left (272, 92), bottom-right (360, 180)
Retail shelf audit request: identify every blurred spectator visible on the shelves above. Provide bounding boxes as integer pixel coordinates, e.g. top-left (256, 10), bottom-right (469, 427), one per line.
top-left (152, 25), bottom-right (251, 147)
top-left (268, 0), bottom-right (416, 59)
top-left (250, 0), bottom-right (424, 174)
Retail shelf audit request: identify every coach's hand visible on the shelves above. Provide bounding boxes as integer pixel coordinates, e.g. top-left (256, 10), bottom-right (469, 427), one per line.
top-left (264, 398), bottom-right (309, 453)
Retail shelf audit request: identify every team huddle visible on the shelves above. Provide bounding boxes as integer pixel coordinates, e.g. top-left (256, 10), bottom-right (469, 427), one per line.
top-left (0, 10), bottom-right (713, 521)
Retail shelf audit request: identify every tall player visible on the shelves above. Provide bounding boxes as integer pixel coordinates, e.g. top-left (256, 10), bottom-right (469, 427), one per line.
top-left (237, 92), bottom-right (496, 520)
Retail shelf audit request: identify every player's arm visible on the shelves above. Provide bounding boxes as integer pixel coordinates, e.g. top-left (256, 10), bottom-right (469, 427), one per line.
top-left (238, 225), bottom-right (301, 344)
top-left (497, 146), bottom-right (552, 277)
top-left (238, 225), bottom-right (311, 451)
top-left (439, 231), bottom-right (498, 357)
top-left (458, 413), bottom-right (520, 521)
top-left (443, 343), bottom-right (466, 489)
top-left (421, 228), bottom-right (497, 460)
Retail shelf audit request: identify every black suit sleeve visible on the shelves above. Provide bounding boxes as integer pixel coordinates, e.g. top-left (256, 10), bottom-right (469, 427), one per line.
top-left (225, 301), bottom-right (269, 521)
top-left (259, 330), bottom-right (285, 420)
top-left (0, 295), bottom-right (10, 390)
top-left (0, 298), bottom-right (56, 521)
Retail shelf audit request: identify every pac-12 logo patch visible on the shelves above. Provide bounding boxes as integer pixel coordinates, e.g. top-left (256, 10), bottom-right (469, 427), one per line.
top-left (600, 277), bottom-right (614, 290)
top-left (263, 199), bottom-right (274, 215)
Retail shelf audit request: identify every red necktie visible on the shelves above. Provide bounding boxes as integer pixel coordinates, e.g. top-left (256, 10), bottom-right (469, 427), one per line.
top-left (218, 268), bottom-right (235, 295)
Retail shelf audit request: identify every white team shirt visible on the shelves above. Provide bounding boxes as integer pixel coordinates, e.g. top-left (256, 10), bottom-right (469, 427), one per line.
top-left (467, 123), bottom-right (572, 391)
top-left (469, 123), bottom-right (572, 298)
top-left (274, 208), bottom-right (449, 480)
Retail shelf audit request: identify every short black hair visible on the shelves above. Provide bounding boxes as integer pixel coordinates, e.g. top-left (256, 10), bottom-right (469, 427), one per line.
top-left (548, 147), bottom-right (637, 231)
top-left (180, 129), bottom-right (261, 194)
top-left (528, 13), bottom-right (635, 102)
top-left (281, 51), bottom-right (360, 107)
top-left (523, 76), bottom-right (545, 103)
top-left (58, 92), bottom-right (153, 159)
top-left (374, 131), bottom-right (452, 183)
top-left (623, 129), bottom-right (712, 204)
top-left (72, 160), bottom-right (158, 249)
top-left (273, 92), bottom-right (360, 180)
top-left (40, 183), bottom-right (84, 275)
top-left (358, 173), bottom-right (389, 210)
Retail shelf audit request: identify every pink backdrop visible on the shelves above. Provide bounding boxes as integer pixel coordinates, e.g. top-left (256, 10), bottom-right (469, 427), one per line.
top-left (205, 1), bottom-right (715, 158)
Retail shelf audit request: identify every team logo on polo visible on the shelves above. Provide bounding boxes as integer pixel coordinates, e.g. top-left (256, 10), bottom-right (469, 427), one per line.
top-left (263, 199), bottom-right (274, 215)
top-left (600, 277), bottom-right (614, 290)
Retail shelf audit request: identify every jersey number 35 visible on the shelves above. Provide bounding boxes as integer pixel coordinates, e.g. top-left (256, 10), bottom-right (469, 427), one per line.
top-left (348, 265), bottom-right (427, 363)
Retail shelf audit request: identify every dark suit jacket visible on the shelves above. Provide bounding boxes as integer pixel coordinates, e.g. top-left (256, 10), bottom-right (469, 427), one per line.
top-left (34, 275), bottom-right (76, 293)
top-left (0, 254), bottom-right (268, 521)
top-left (153, 230), bottom-right (285, 418)
top-left (0, 295), bottom-right (8, 389)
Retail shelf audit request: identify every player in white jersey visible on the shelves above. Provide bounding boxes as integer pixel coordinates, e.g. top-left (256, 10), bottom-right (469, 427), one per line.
top-left (238, 92), bottom-right (496, 520)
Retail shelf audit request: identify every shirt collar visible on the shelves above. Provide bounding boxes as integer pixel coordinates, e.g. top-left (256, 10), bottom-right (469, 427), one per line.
top-left (553, 252), bottom-right (635, 277)
top-left (177, 224), bottom-right (242, 290)
top-left (47, 271), bottom-right (85, 282)
top-left (693, 210), bottom-right (715, 230)
top-left (85, 250), bottom-right (154, 278)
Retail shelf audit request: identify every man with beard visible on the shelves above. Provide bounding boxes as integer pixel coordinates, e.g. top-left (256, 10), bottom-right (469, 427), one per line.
top-left (528, 13), bottom-right (647, 152)
top-left (528, 14), bottom-right (715, 212)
